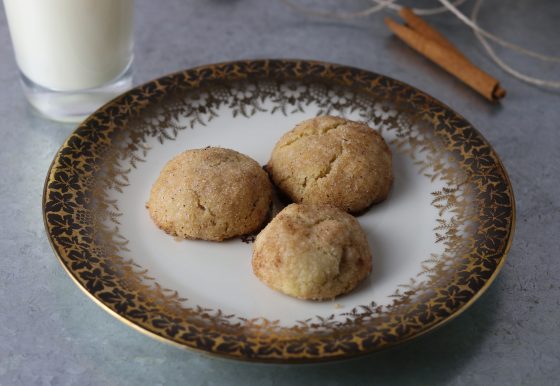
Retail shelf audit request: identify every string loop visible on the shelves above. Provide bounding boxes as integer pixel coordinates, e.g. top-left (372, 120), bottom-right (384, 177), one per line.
top-left (280, 0), bottom-right (560, 89)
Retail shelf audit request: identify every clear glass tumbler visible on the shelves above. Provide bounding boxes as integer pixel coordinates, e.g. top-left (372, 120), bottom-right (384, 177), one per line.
top-left (3, 0), bottom-right (134, 122)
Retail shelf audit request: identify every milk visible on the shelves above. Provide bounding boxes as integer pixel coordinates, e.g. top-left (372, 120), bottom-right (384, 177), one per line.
top-left (3, 0), bottom-right (134, 91)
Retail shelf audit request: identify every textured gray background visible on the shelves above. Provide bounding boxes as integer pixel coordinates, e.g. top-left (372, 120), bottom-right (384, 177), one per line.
top-left (1, 0), bottom-right (559, 385)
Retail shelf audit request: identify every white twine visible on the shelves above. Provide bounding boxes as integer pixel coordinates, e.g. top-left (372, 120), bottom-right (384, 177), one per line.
top-left (280, 0), bottom-right (392, 20)
top-left (281, 0), bottom-right (560, 89)
top-left (437, 0), bottom-right (560, 63)
top-left (469, 0), bottom-right (560, 88)
top-left (281, 0), bottom-right (469, 19)
top-left (374, 0), bottom-right (470, 16)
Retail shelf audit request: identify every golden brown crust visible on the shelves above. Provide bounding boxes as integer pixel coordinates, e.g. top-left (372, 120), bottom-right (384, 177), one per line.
top-left (147, 147), bottom-right (272, 241)
top-left (252, 203), bottom-right (372, 300)
top-left (266, 116), bottom-right (393, 213)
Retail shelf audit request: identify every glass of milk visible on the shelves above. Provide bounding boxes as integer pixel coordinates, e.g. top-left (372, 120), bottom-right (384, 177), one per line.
top-left (3, 0), bottom-right (134, 122)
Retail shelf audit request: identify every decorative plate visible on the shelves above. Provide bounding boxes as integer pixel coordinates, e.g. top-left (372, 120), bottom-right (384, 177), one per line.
top-left (43, 60), bottom-right (515, 363)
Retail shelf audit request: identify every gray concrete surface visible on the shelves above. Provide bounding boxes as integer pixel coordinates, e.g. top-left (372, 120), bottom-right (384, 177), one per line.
top-left (1, 0), bottom-right (559, 385)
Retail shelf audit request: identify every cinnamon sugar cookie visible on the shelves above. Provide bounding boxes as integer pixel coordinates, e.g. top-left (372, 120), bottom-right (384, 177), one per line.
top-left (147, 147), bottom-right (272, 241)
top-left (266, 116), bottom-right (392, 213)
top-left (252, 203), bottom-right (372, 300)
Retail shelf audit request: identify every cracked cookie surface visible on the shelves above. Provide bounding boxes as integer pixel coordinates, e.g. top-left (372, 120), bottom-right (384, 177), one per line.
top-left (147, 147), bottom-right (272, 241)
top-left (266, 116), bottom-right (393, 213)
top-left (252, 203), bottom-right (372, 300)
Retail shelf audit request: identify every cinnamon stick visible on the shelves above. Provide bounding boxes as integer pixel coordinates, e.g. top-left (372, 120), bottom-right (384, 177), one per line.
top-left (399, 7), bottom-right (464, 59)
top-left (385, 15), bottom-right (506, 101)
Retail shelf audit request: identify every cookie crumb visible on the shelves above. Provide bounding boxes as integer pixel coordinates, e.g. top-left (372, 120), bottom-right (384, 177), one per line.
top-left (241, 234), bottom-right (256, 244)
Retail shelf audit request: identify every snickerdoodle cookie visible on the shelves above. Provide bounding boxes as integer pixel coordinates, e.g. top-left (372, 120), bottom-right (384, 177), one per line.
top-left (252, 203), bottom-right (372, 300)
top-left (266, 116), bottom-right (392, 213)
top-left (147, 147), bottom-right (272, 241)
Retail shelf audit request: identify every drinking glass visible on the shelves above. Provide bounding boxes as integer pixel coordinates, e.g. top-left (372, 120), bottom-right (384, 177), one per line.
top-left (3, 0), bottom-right (134, 122)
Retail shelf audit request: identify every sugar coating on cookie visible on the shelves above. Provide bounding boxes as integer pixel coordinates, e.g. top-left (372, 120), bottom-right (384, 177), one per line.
top-left (252, 203), bottom-right (372, 300)
top-left (266, 116), bottom-right (393, 213)
top-left (147, 147), bottom-right (272, 241)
